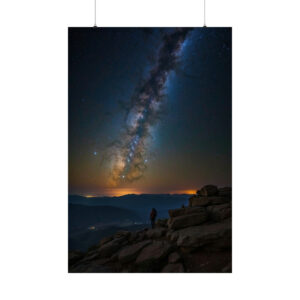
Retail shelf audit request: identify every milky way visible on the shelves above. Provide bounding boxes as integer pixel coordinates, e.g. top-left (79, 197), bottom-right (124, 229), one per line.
top-left (107, 28), bottom-right (193, 186)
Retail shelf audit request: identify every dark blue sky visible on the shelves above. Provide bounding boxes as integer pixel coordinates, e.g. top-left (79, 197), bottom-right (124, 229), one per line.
top-left (69, 27), bottom-right (231, 196)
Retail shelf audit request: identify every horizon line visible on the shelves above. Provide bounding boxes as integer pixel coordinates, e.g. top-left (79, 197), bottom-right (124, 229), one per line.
top-left (69, 189), bottom-right (197, 198)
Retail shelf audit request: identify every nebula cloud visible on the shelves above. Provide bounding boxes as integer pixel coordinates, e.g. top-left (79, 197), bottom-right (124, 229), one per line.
top-left (107, 28), bottom-right (193, 186)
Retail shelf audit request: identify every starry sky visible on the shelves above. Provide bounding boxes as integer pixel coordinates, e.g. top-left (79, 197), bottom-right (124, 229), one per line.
top-left (69, 27), bottom-right (231, 197)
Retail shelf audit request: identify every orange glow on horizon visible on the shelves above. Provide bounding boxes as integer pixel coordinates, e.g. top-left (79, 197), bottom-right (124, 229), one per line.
top-left (170, 189), bottom-right (196, 195)
top-left (83, 188), bottom-right (196, 197)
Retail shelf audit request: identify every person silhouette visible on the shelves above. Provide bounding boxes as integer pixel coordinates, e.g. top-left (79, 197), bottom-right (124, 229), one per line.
top-left (150, 208), bottom-right (157, 229)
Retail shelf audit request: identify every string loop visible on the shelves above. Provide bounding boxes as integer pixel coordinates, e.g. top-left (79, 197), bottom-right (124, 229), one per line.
top-left (94, 0), bottom-right (97, 27)
top-left (204, 0), bottom-right (207, 27)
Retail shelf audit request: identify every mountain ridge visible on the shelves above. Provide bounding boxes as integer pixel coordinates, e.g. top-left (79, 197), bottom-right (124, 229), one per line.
top-left (69, 185), bottom-right (232, 273)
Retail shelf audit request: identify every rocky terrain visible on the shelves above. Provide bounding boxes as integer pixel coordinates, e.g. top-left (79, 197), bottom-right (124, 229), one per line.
top-left (69, 185), bottom-right (232, 273)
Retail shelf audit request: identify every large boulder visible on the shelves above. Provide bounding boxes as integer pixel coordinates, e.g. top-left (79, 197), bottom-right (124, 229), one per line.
top-left (168, 230), bottom-right (179, 243)
top-left (168, 211), bottom-right (207, 230)
top-left (175, 218), bottom-right (231, 248)
top-left (146, 227), bottom-right (167, 239)
top-left (118, 240), bottom-right (151, 264)
top-left (169, 206), bottom-right (208, 218)
top-left (206, 203), bottom-right (232, 221)
top-left (188, 196), bottom-right (210, 207)
top-left (189, 196), bottom-right (230, 207)
top-left (97, 237), bottom-right (127, 258)
top-left (198, 185), bottom-right (219, 197)
top-left (166, 229), bottom-right (175, 241)
top-left (161, 263), bottom-right (184, 273)
top-left (135, 241), bottom-right (173, 271)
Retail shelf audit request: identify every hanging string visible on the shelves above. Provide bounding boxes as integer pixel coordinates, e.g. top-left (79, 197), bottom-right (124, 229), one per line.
top-left (203, 0), bottom-right (207, 27)
top-left (94, 0), bottom-right (97, 27)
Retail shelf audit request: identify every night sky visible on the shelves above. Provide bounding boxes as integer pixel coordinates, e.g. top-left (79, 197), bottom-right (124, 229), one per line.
top-left (69, 27), bottom-right (231, 197)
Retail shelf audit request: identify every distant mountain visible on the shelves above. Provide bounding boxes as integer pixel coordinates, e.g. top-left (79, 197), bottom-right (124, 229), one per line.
top-left (69, 204), bottom-right (141, 231)
top-left (69, 194), bottom-right (189, 220)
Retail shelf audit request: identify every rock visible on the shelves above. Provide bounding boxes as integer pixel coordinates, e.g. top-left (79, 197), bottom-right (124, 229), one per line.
top-left (118, 240), bottom-right (152, 264)
top-left (183, 249), bottom-right (232, 272)
top-left (146, 227), bottom-right (167, 239)
top-left (135, 241), bottom-right (173, 271)
top-left (199, 185), bottom-right (219, 196)
top-left (155, 218), bottom-right (168, 228)
top-left (169, 230), bottom-right (180, 242)
top-left (218, 187), bottom-right (232, 197)
top-left (188, 196), bottom-right (210, 207)
top-left (80, 250), bottom-right (102, 262)
top-left (110, 252), bottom-right (119, 262)
top-left (206, 203), bottom-right (231, 221)
top-left (69, 251), bottom-right (84, 265)
top-left (168, 252), bottom-right (181, 264)
top-left (98, 236), bottom-right (113, 247)
top-left (168, 211), bottom-right (207, 230)
top-left (161, 263), bottom-right (184, 273)
top-left (169, 206), bottom-right (208, 218)
top-left (176, 218), bottom-right (232, 248)
top-left (189, 196), bottom-right (230, 207)
top-left (98, 237), bottom-right (126, 257)
top-left (166, 229), bottom-right (175, 240)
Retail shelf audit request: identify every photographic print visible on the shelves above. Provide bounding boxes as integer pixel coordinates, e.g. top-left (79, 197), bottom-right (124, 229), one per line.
top-left (68, 27), bottom-right (232, 273)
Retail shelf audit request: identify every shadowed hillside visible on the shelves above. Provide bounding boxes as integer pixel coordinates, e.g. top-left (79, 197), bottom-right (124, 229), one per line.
top-left (69, 204), bottom-right (141, 229)
top-left (69, 185), bottom-right (232, 273)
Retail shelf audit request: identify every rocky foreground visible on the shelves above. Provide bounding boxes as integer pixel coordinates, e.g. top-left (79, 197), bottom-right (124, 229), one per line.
top-left (69, 185), bottom-right (232, 273)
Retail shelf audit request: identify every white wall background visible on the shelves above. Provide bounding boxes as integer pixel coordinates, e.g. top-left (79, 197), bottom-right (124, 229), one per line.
top-left (0, 0), bottom-right (300, 299)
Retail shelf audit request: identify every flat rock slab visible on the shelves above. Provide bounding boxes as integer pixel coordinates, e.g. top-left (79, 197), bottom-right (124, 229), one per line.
top-left (135, 241), bottom-right (173, 271)
top-left (98, 236), bottom-right (126, 258)
top-left (169, 206), bottom-right (207, 218)
top-left (168, 212), bottom-right (207, 230)
top-left (174, 218), bottom-right (232, 248)
top-left (161, 263), bottom-right (184, 273)
top-left (118, 240), bottom-right (151, 264)
top-left (189, 196), bottom-right (231, 207)
top-left (146, 227), bottom-right (167, 239)
top-left (206, 203), bottom-right (231, 221)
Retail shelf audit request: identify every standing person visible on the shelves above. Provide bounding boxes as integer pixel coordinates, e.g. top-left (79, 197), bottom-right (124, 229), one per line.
top-left (150, 208), bottom-right (157, 229)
